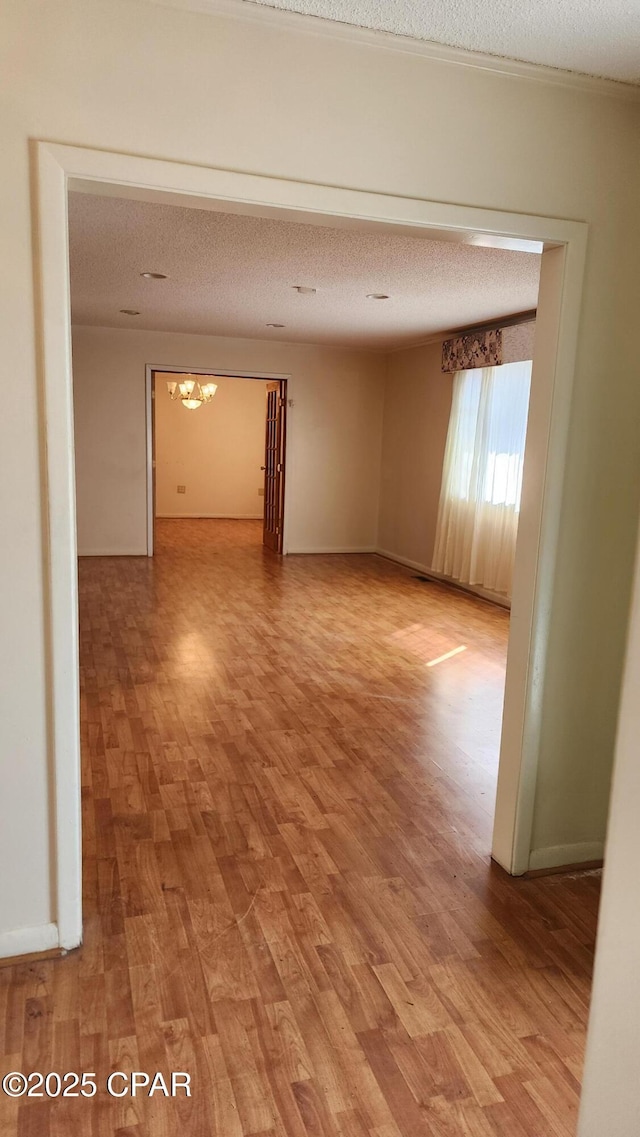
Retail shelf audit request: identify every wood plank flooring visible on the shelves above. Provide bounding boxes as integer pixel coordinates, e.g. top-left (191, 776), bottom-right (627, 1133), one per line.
top-left (0, 519), bottom-right (600, 1136)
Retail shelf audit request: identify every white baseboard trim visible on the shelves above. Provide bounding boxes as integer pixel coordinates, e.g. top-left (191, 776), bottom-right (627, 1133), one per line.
top-left (0, 922), bottom-right (59, 960)
top-left (77, 548), bottom-right (148, 557)
top-left (528, 841), bottom-right (605, 872)
top-left (375, 548), bottom-right (511, 609)
top-left (287, 546), bottom-right (377, 555)
top-left (156, 513), bottom-right (264, 520)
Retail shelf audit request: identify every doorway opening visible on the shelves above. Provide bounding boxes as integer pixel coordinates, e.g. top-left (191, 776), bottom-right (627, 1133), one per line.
top-left (36, 143), bottom-right (586, 953)
top-left (148, 368), bottom-right (287, 556)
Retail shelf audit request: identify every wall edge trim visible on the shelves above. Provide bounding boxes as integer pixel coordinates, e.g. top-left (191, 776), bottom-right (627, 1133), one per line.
top-left (375, 548), bottom-right (511, 608)
top-left (77, 549), bottom-right (148, 557)
top-left (528, 841), bottom-right (606, 872)
top-left (0, 923), bottom-right (59, 961)
top-left (287, 546), bottom-right (377, 554)
top-left (156, 513), bottom-right (264, 519)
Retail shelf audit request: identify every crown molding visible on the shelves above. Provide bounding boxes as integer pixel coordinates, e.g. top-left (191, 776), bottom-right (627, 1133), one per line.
top-left (142, 0), bottom-right (640, 101)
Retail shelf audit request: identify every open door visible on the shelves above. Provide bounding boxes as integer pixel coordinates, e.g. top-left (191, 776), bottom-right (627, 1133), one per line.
top-left (263, 379), bottom-right (287, 553)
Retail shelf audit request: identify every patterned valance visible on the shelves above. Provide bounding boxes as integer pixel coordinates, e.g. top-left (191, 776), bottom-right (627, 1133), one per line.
top-left (442, 328), bottom-right (503, 373)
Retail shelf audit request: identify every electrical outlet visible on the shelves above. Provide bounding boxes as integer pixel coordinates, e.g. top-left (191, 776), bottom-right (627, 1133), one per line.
top-left (258, 488), bottom-right (265, 496)
top-left (177, 485), bottom-right (186, 494)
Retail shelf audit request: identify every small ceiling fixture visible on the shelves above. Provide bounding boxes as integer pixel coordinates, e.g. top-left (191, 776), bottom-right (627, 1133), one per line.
top-left (293, 285), bottom-right (317, 295)
top-left (120, 308), bottom-right (140, 315)
top-left (140, 271), bottom-right (167, 279)
top-left (167, 374), bottom-right (218, 411)
top-left (266, 322), bottom-right (286, 328)
top-left (366, 293), bottom-right (390, 300)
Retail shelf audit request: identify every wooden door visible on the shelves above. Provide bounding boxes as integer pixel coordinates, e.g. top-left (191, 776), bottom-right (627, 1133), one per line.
top-left (149, 371), bottom-right (158, 556)
top-left (263, 380), bottom-right (286, 553)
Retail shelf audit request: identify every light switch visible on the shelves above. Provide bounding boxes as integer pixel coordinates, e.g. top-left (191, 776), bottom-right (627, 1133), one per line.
top-left (177, 485), bottom-right (186, 494)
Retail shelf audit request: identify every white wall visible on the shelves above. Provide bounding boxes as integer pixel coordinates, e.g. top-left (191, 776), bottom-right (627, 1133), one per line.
top-left (71, 325), bottom-right (386, 556)
top-left (157, 374), bottom-right (267, 521)
top-left (1, 0), bottom-right (639, 949)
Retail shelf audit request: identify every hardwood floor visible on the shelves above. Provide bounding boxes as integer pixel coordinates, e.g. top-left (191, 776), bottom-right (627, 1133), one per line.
top-left (0, 519), bottom-right (600, 1136)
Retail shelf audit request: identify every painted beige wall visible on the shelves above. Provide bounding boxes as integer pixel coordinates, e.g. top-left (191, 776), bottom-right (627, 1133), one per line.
top-left (578, 531), bottom-right (640, 1136)
top-left (1, 0), bottom-right (639, 944)
top-left (72, 328), bottom-right (148, 554)
top-left (378, 340), bottom-right (453, 568)
top-left (71, 324), bottom-right (385, 557)
top-left (155, 374), bottom-right (267, 521)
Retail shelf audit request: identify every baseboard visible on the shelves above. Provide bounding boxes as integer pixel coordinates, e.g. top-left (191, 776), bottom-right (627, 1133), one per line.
top-left (0, 922), bottom-right (59, 961)
top-left (528, 841), bottom-right (605, 873)
top-left (156, 513), bottom-right (264, 520)
top-left (78, 548), bottom-right (147, 557)
top-left (524, 859), bottom-right (603, 879)
top-left (287, 546), bottom-right (377, 555)
top-left (375, 548), bottom-right (511, 609)
top-left (375, 547), bottom-right (432, 573)
top-left (0, 946), bottom-right (64, 971)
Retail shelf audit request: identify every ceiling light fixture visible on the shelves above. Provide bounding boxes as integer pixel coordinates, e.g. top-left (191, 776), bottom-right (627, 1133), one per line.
top-left (120, 309), bottom-right (140, 315)
top-left (293, 285), bottom-right (317, 294)
top-left (140, 271), bottom-right (168, 279)
top-left (266, 323), bottom-right (286, 328)
top-left (167, 374), bottom-right (218, 411)
top-left (366, 293), bottom-right (390, 300)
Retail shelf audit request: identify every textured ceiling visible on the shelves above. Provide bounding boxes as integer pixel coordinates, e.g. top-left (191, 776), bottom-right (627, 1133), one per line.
top-left (68, 193), bottom-right (540, 350)
top-left (244, 0), bottom-right (640, 84)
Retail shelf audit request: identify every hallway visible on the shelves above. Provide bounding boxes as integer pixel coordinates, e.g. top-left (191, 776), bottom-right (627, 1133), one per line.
top-left (1, 521), bottom-right (600, 1136)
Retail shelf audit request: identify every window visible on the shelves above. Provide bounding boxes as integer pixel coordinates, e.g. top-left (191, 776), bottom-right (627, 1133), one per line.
top-left (432, 360), bottom-right (532, 598)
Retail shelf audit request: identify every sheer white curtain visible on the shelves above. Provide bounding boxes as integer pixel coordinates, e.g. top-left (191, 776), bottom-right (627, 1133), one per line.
top-left (432, 360), bottom-right (532, 598)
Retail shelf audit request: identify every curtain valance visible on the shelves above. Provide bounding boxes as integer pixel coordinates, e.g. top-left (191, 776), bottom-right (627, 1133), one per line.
top-left (442, 328), bottom-right (502, 373)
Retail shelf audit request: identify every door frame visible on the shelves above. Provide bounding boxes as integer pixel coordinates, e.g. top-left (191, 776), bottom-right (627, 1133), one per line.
top-left (145, 365), bottom-right (290, 556)
top-left (34, 140), bottom-right (587, 950)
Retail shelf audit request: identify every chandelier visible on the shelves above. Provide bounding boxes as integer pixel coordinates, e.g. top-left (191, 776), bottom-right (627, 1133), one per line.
top-left (167, 375), bottom-right (218, 410)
